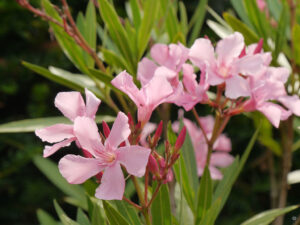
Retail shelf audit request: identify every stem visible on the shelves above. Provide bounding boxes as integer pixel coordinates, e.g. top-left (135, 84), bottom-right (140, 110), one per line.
top-left (122, 197), bottom-right (142, 211)
top-left (144, 167), bottom-right (149, 205)
top-left (142, 209), bottom-right (152, 225)
top-left (60, 0), bottom-right (106, 72)
top-left (267, 150), bottom-right (278, 209)
top-left (147, 182), bottom-right (162, 207)
top-left (274, 117), bottom-right (294, 225)
top-left (192, 107), bottom-right (209, 145)
top-left (131, 176), bottom-right (145, 206)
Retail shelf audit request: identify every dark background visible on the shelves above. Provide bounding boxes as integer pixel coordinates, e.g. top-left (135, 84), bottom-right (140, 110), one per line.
top-left (1, 0), bottom-right (300, 224)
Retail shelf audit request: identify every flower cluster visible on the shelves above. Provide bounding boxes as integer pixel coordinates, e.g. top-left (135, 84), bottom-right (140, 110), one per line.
top-left (113, 32), bottom-right (300, 128)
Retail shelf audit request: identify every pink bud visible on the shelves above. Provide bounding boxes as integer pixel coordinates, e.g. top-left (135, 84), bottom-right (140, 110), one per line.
top-left (239, 46), bottom-right (246, 58)
top-left (253, 39), bottom-right (264, 54)
top-left (148, 154), bottom-right (160, 175)
top-left (102, 121), bottom-right (110, 138)
top-left (82, 149), bottom-right (93, 158)
top-left (152, 121), bottom-right (163, 146)
top-left (158, 157), bottom-right (166, 168)
top-left (95, 171), bottom-right (103, 183)
top-left (174, 126), bottom-right (186, 151)
top-left (127, 112), bottom-right (134, 129)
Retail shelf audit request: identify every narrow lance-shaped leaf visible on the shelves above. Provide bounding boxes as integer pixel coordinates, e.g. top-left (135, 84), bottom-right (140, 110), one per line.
top-left (188, 0), bottom-right (209, 46)
top-left (241, 205), bottom-right (299, 225)
top-left (102, 201), bottom-right (131, 225)
top-left (195, 166), bottom-right (212, 224)
top-left (137, 0), bottom-right (160, 59)
top-left (37, 209), bottom-right (61, 225)
top-left (54, 200), bottom-right (81, 225)
top-left (151, 182), bottom-right (172, 225)
top-left (292, 24), bottom-right (300, 66)
top-left (112, 200), bottom-right (142, 225)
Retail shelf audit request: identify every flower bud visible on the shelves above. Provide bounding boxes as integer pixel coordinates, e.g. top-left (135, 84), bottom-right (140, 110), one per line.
top-left (152, 121), bottom-right (163, 147)
top-left (253, 38), bottom-right (264, 54)
top-left (148, 154), bottom-right (160, 175)
top-left (174, 126), bottom-right (186, 151)
top-left (102, 121), bottom-right (110, 138)
top-left (127, 112), bottom-right (134, 129)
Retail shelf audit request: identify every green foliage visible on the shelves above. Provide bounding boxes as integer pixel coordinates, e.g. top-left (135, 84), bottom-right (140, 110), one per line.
top-left (151, 182), bottom-right (172, 225)
top-left (241, 205), bottom-right (299, 225)
top-left (102, 200), bottom-right (130, 225)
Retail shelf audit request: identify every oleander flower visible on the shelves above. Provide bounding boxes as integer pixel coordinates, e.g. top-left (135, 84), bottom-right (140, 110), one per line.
top-left (58, 112), bottom-right (151, 200)
top-left (35, 89), bottom-right (100, 157)
top-left (111, 71), bottom-right (173, 123)
top-left (189, 32), bottom-right (263, 99)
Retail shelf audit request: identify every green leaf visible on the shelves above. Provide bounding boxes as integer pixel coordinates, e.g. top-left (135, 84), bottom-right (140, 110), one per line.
top-left (179, 1), bottom-right (188, 36)
top-left (266, 0), bottom-right (282, 21)
top-left (160, 1), bottom-right (181, 43)
top-left (129, 0), bottom-right (141, 30)
top-left (273, 4), bottom-right (288, 61)
top-left (241, 205), bottom-right (299, 225)
top-left (198, 198), bottom-right (222, 225)
top-left (230, 0), bottom-right (252, 26)
top-left (0, 115), bottom-right (115, 133)
top-left (195, 166), bottom-right (212, 224)
top-left (97, 26), bottom-right (119, 53)
top-left (54, 200), bottom-right (81, 225)
top-left (97, 0), bottom-right (135, 70)
top-left (41, 0), bottom-right (91, 75)
top-left (243, 0), bottom-right (271, 40)
top-left (112, 200), bottom-right (141, 225)
top-left (292, 24), bottom-right (300, 66)
top-left (179, 120), bottom-right (198, 195)
top-left (188, 0), bottom-right (209, 46)
top-left (87, 198), bottom-right (106, 225)
top-left (22, 62), bottom-right (104, 99)
top-left (37, 209), bottom-right (61, 225)
top-left (151, 182), bottom-right (172, 225)
top-left (223, 13), bottom-right (260, 45)
top-left (137, 0), bottom-right (160, 59)
top-left (103, 201), bottom-right (130, 225)
top-left (209, 127), bottom-right (260, 224)
top-left (76, 209), bottom-right (91, 225)
top-left (33, 156), bottom-right (87, 210)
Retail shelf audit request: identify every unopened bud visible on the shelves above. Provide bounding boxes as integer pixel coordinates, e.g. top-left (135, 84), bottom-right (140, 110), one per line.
top-left (82, 149), bottom-right (93, 158)
top-left (239, 46), bottom-right (246, 58)
top-left (127, 112), bottom-right (134, 129)
top-left (148, 154), bottom-right (160, 175)
top-left (174, 126), bottom-right (186, 151)
top-left (102, 121), bottom-right (110, 138)
top-left (152, 121), bottom-right (163, 147)
top-left (253, 38), bottom-right (264, 54)
top-left (95, 171), bottom-right (103, 183)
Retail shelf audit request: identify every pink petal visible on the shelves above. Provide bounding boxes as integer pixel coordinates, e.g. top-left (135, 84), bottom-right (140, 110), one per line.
top-left (150, 44), bottom-right (169, 66)
top-left (278, 95), bottom-right (300, 116)
top-left (143, 75), bottom-right (173, 107)
top-left (105, 112), bottom-right (130, 149)
top-left (140, 122), bottom-right (157, 146)
top-left (225, 76), bottom-right (250, 99)
top-left (264, 67), bottom-right (290, 83)
top-left (43, 137), bottom-right (76, 157)
top-left (209, 166), bottom-right (223, 180)
top-left (117, 146), bottom-right (151, 177)
top-left (95, 163), bottom-right (125, 200)
top-left (183, 64), bottom-right (197, 94)
top-left (213, 134), bottom-right (232, 152)
top-left (189, 38), bottom-right (215, 68)
top-left (35, 124), bottom-right (74, 143)
top-left (111, 71), bottom-right (144, 106)
top-left (85, 89), bottom-right (101, 119)
top-left (137, 58), bottom-right (157, 86)
top-left (233, 55), bottom-right (263, 76)
top-left (74, 117), bottom-right (104, 156)
top-left (55, 92), bottom-right (86, 121)
top-left (58, 154), bottom-right (104, 184)
top-left (207, 67), bottom-right (225, 86)
top-left (210, 153), bottom-right (234, 168)
top-left (154, 66), bottom-right (177, 81)
top-left (258, 102), bottom-right (284, 128)
top-left (216, 32), bottom-right (244, 66)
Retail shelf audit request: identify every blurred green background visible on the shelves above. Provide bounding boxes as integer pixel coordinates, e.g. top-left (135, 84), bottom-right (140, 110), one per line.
top-left (1, 0), bottom-right (300, 224)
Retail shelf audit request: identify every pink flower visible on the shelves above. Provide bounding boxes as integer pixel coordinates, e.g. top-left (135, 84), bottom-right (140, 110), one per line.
top-left (111, 71), bottom-right (173, 123)
top-left (58, 112), bottom-right (151, 200)
top-left (175, 63), bottom-right (209, 111)
top-left (189, 32), bottom-right (263, 99)
top-left (243, 66), bottom-right (300, 127)
top-left (175, 117), bottom-right (233, 180)
top-left (35, 89), bottom-right (101, 157)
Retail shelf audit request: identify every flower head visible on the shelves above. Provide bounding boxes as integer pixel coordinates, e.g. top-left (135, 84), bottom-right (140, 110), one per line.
top-left (58, 112), bottom-right (150, 200)
top-left (35, 89), bottom-right (101, 157)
